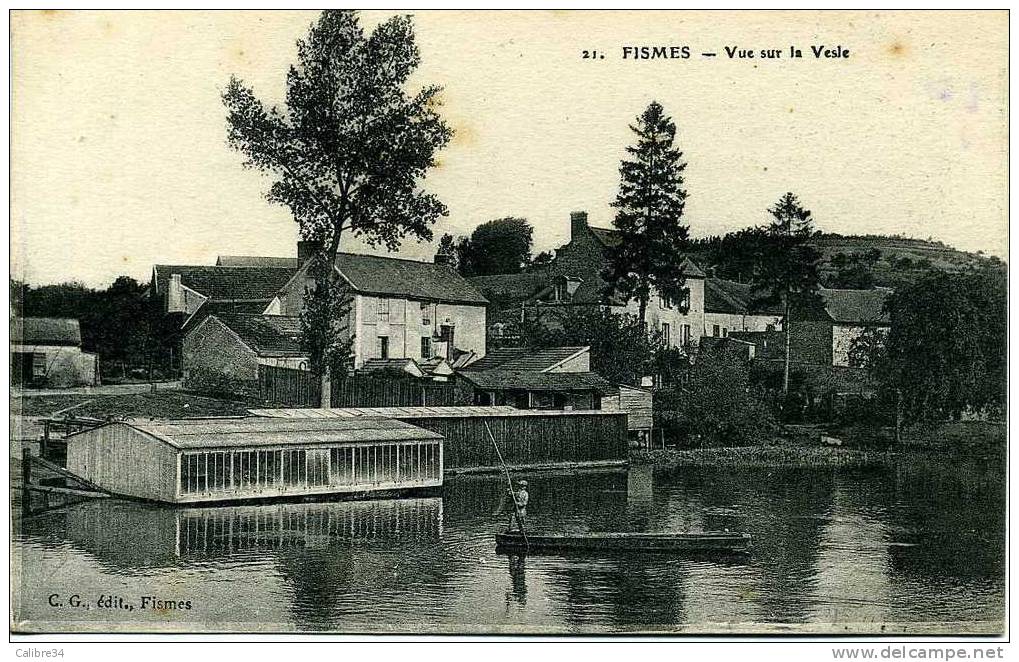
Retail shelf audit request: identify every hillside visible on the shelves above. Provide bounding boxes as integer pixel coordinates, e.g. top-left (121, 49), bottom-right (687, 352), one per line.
top-left (689, 232), bottom-right (1004, 290)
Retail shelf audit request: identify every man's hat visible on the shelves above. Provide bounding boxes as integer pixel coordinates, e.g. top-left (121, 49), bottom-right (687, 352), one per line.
top-left (517, 480), bottom-right (528, 486)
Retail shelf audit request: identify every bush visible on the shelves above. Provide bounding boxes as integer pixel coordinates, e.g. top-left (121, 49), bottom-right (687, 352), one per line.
top-left (655, 349), bottom-right (777, 446)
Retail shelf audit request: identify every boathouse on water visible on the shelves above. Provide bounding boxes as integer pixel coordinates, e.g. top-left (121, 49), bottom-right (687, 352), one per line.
top-left (65, 417), bottom-right (443, 504)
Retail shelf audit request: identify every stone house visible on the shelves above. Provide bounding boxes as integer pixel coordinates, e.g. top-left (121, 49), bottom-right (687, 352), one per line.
top-left (703, 277), bottom-right (784, 338)
top-left (471, 211), bottom-right (707, 350)
top-left (267, 243), bottom-right (489, 370)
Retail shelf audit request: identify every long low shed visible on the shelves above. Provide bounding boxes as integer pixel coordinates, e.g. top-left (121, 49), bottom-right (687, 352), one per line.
top-left (65, 417), bottom-right (443, 504)
top-left (249, 406), bottom-right (629, 472)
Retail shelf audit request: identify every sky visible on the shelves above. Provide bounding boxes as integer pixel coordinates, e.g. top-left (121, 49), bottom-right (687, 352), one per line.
top-left (10, 10), bottom-right (1008, 287)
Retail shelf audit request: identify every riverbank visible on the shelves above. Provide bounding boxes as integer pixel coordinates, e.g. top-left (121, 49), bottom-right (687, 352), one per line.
top-left (630, 444), bottom-right (901, 469)
top-left (633, 419), bottom-right (1005, 470)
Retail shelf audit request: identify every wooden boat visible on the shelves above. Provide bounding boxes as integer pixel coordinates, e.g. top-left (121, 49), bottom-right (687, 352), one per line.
top-left (495, 530), bottom-right (752, 554)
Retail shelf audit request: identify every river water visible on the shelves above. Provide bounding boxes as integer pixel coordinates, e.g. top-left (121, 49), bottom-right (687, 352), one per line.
top-left (11, 458), bottom-right (1005, 634)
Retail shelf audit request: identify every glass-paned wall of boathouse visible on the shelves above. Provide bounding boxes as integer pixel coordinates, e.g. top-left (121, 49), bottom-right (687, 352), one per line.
top-left (178, 441), bottom-right (442, 499)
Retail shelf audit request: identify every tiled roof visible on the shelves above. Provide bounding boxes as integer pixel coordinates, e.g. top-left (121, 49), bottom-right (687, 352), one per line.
top-left (213, 314), bottom-right (305, 357)
top-left (12, 317), bottom-right (81, 346)
top-left (217, 255), bottom-right (299, 268)
top-left (588, 227), bottom-right (707, 277)
top-left (589, 227), bottom-right (623, 248)
top-left (360, 358), bottom-right (425, 378)
top-left (705, 278), bottom-right (785, 316)
top-left (153, 265), bottom-right (296, 301)
top-left (458, 370), bottom-right (615, 393)
top-left (819, 288), bottom-right (892, 325)
top-left (462, 346), bottom-right (588, 372)
top-left (181, 300), bottom-right (271, 334)
top-left (468, 271), bottom-right (551, 305)
top-left (331, 253), bottom-right (488, 305)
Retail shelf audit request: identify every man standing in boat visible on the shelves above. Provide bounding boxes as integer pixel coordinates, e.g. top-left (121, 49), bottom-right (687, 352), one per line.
top-left (507, 480), bottom-right (528, 531)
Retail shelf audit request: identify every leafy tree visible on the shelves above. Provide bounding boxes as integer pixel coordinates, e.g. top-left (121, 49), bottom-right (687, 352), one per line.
top-left (434, 233), bottom-right (460, 269)
top-left (450, 217), bottom-right (534, 276)
top-left (603, 101), bottom-right (690, 325)
top-left (529, 250), bottom-right (555, 270)
top-left (753, 192), bottom-right (822, 396)
top-left (689, 227), bottom-right (771, 283)
top-left (224, 10), bottom-right (451, 401)
top-left (300, 260), bottom-right (355, 379)
top-left (851, 266), bottom-right (1006, 427)
top-left (828, 249), bottom-right (881, 289)
top-left (655, 348), bottom-right (776, 446)
top-left (17, 276), bottom-right (178, 380)
top-left (517, 307), bottom-right (671, 386)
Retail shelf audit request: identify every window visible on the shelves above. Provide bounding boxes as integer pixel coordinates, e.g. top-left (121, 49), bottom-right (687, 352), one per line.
top-left (553, 282), bottom-right (567, 302)
top-left (661, 322), bottom-right (671, 346)
top-left (420, 336), bottom-right (431, 359)
top-left (712, 324), bottom-right (720, 337)
top-left (722, 328), bottom-right (728, 337)
top-left (32, 352), bottom-right (47, 377)
top-left (377, 298), bottom-right (390, 321)
top-left (420, 302), bottom-right (432, 326)
top-left (682, 324), bottom-right (691, 346)
top-left (659, 294), bottom-right (673, 309)
top-left (766, 323), bottom-right (776, 333)
top-left (377, 336), bottom-right (389, 359)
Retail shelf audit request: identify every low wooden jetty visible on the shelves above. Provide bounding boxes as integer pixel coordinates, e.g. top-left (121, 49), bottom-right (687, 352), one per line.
top-left (16, 449), bottom-right (110, 518)
top-left (495, 531), bottom-right (753, 555)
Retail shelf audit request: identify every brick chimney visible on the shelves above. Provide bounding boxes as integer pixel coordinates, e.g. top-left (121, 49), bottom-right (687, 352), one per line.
top-left (297, 239), bottom-right (323, 264)
top-left (570, 211), bottom-right (589, 243)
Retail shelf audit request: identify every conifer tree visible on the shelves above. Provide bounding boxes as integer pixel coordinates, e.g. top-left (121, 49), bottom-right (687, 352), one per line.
top-left (603, 101), bottom-right (691, 326)
top-left (754, 192), bottom-right (822, 396)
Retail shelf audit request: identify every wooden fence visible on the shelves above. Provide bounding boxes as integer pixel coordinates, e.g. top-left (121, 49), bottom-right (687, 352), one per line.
top-left (402, 411), bottom-right (628, 471)
top-left (258, 365), bottom-right (462, 408)
top-left (259, 365), bottom-right (321, 407)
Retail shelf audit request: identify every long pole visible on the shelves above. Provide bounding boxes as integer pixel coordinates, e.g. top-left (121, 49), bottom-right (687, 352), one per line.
top-left (483, 420), bottom-right (529, 551)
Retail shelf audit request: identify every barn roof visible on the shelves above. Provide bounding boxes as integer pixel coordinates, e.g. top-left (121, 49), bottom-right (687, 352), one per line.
top-left (819, 288), bottom-right (893, 325)
top-left (212, 314), bottom-right (305, 358)
top-left (458, 370), bottom-right (615, 393)
top-left (250, 405), bottom-right (522, 419)
top-left (461, 346), bottom-right (588, 372)
top-left (216, 255), bottom-right (299, 268)
top-left (12, 317), bottom-right (82, 346)
top-left (181, 300), bottom-right (271, 334)
top-left (109, 417), bottom-right (441, 450)
top-left (152, 265), bottom-right (296, 301)
top-left (468, 271), bottom-right (551, 306)
top-left (325, 253), bottom-right (487, 305)
top-left (704, 278), bottom-right (785, 316)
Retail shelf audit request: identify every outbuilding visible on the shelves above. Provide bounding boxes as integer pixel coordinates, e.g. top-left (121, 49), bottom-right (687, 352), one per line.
top-left (11, 317), bottom-right (99, 387)
top-left (65, 416), bottom-right (443, 503)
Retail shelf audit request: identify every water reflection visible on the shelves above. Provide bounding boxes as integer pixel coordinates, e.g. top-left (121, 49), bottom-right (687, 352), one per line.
top-left (12, 458), bottom-right (1005, 632)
